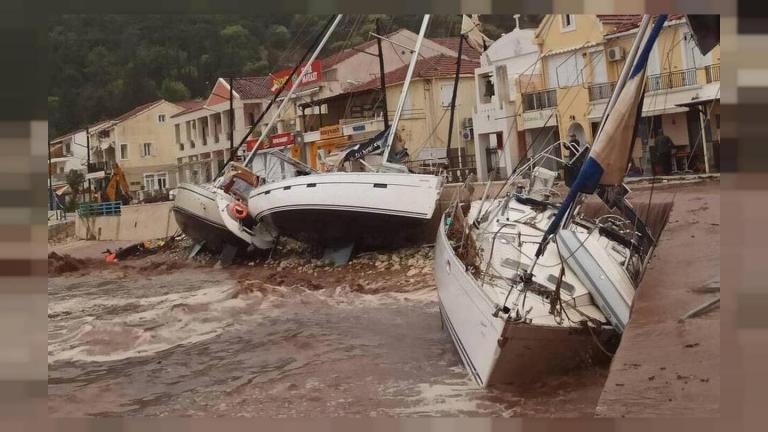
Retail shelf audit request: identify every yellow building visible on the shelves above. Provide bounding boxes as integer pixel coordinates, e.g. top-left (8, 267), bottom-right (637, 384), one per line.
top-left (89, 100), bottom-right (185, 199)
top-left (527, 14), bottom-right (721, 174)
top-left (337, 53), bottom-right (480, 178)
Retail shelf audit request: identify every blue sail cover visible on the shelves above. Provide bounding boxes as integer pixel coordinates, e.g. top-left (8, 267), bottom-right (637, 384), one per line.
top-left (535, 15), bottom-right (667, 258)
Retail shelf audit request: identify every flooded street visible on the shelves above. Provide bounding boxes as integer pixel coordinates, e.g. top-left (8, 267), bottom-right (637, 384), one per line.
top-left (48, 249), bottom-right (607, 417)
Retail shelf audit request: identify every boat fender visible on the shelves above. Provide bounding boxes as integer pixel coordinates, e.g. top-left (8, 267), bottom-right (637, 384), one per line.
top-left (228, 201), bottom-right (249, 220)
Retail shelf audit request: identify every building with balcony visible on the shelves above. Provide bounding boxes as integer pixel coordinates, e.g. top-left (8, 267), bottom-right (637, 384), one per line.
top-left (344, 52), bottom-right (480, 179)
top-left (470, 23), bottom-right (543, 181)
top-left (170, 75), bottom-right (278, 186)
top-left (271, 31), bottom-right (479, 173)
top-left (89, 100), bottom-right (186, 200)
top-left (530, 14), bottom-right (721, 175)
top-left (48, 128), bottom-right (90, 208)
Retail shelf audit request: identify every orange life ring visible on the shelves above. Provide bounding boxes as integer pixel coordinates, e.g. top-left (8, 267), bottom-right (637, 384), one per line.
top-left (228, 201), bottom-right (248, 220)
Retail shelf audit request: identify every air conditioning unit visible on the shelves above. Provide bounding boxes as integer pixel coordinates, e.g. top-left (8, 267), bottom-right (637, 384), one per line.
top-left (462, 117), bottom-right (473, 128)
top-left (462, 127), bottom-right (473, 140)
top-left (607, 46), bottom-right (624, 62)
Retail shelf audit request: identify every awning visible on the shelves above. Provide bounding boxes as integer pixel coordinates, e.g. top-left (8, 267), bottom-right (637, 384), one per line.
top-left (54, 184), bottom-right (70, 195)
top-left (543, 41), bottom-right (602, 57)
top-left (674, 82), bottom-right (721, 108)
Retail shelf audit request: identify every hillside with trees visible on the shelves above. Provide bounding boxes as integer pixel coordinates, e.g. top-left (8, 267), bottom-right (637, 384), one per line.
top-left (48, 14), bottom-right (542, 138)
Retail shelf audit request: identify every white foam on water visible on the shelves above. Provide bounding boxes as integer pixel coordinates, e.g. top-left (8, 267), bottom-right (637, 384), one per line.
top-left (47, 280), bottom-right (284, 363)
top-left (379, 376), bottom-right (523, 417)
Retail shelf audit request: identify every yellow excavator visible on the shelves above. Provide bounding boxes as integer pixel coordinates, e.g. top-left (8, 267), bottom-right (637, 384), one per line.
top-left (103, 163), bottom-right (131, 204)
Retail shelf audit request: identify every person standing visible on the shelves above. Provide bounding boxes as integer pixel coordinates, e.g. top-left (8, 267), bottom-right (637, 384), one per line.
top-left (654, 133), bottom-right (674, 175)
top-left (566, 133), bottom-right (581, 161)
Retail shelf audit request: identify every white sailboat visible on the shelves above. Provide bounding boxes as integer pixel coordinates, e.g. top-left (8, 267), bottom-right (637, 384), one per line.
top-left (247, 15), bottom-right (444, 250)
top-left (172, 15), bottom-right (343, 254)
top-left (435, 15), bottom-right (669, 386)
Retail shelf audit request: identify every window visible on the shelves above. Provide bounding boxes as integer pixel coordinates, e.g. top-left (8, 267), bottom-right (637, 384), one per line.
top-left (119, 143), bottom-right (128, 160)
top-left (142, 142), bottom-right (152, 157)
top-left (546, 51), bottom-right (584, 88)
top-left (174, 124), bottom-right (181, 143)
top-left (589, 50), bottom-right (608, 83)
top-left (560, 14), bottom-right (575, 32)
top-left (478, 72), bottom-right (495, 104)
top-left (158, 114), bottom-right (166, 123)
top-left (683, 32), bottom-right (712, 69)
top-left (440, 83), bottom-right (455, 107)
top-left (143, 172), bottom-right (168, 191)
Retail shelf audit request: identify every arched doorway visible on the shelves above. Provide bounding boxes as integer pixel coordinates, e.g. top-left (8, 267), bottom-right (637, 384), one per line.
top-left (567, 122), bottom-right (588, 148)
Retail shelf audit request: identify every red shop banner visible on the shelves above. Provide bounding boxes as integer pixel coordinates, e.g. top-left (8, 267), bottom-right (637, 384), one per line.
top-left (246, 132), bottom-right (295, 152)
top-left (270, 60), bottom-right (322, 94)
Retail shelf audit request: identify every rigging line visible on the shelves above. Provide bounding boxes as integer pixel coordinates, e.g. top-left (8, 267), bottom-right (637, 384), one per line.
top-left (635, 31), bottom-right (685, 235)
top-left (683, 87), bottom-right (720, 171)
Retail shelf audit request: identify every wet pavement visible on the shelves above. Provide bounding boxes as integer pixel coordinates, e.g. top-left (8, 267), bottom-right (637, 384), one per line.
top-left (48, 249), bottom-right (607, 417)
top-left (596, 181), bottom-right (720, 416)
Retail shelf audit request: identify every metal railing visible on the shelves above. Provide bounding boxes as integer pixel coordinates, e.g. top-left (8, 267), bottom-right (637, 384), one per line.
top-left (705, 64), bottom-right (720, 83)
top-left (405, 155), bottom-right (477, 184)
top-left (87, 161), bottom-right (111, 173)
top-left (78, 201), bottom-right (122, 217)
top-left (522, 89), bottom-right (557, 112)
top-left (646, 68), bottom-right (698, 92)
top-left (588, 82), bottom-right (615, 101)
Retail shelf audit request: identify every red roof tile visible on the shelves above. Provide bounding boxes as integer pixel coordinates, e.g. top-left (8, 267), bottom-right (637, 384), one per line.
top-left (348, 54), bottom-right (480, 93)
top-left (232, 76), bottom-right (273, 100)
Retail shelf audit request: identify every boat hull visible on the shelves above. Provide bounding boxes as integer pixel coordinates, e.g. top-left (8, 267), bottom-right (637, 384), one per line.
top-left (434, 212), bottom-right (615, 387)
top-left (172, 183), bottom-right (251, 253)
top-left (249, 172), bottom-right (442, 248)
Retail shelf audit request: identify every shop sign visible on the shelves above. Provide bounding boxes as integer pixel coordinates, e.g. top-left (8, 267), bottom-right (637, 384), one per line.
top-left (319, 124), bottom-right (342, 140)
top-left (521, 108), bottom-right (558, 130)
top-left (268, 132), bottom-right (295, 148)
top-left (246, 132), bottom-right (295, 152)
top-left (270, 60), bottom-right (323, 94)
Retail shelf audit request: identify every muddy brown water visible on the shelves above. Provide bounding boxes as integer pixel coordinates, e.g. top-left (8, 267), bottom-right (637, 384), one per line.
top-left (48, 254), bottom-right (608, 417)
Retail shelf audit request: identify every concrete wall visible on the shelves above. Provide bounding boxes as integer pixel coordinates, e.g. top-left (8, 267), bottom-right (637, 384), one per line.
top-left (48, 220), bottom-right (75, 244)
top-left (75, 201), bottom-right (179, 242)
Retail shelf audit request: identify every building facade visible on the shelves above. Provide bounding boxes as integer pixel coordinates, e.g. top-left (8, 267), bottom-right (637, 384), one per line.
top-left (89, 100), bottom-right (185, 199)
top-left (526, 14), bottom-right (721, 176)
top-left (471, 26), bottom-right (542, 181)
top-left (48, 128), bottom-right (90, 208)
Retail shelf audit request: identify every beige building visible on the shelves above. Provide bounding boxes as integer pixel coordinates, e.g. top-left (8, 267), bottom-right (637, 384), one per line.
top-left (89, 100), bottom-right (185, 199)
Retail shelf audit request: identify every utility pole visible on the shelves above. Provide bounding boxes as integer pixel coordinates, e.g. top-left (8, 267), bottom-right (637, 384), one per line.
top-left (229, 76), bottom-right (235, 158)
top-left (446, 34), bottom-right (465, 165)
top-left (376, 19), bottom-right (390, 130)
top-left (86, 126), bottom-right (91, 202)
top-left (47, 138), bottom-right (53, 212)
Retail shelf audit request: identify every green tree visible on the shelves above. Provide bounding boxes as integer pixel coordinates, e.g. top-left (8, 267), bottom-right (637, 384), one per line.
top-left (65, 169), bottom-right (85, 211)
top-left (159, 79), bottom-right (191, 101)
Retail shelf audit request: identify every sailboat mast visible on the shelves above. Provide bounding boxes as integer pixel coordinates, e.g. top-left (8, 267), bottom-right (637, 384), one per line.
top-left (380, 14), bottom-right (431, 167)
top-left (243, 14), bottom-right (344, 168)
